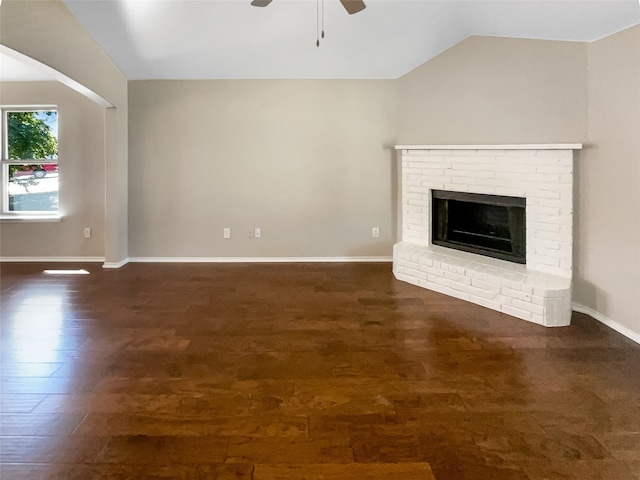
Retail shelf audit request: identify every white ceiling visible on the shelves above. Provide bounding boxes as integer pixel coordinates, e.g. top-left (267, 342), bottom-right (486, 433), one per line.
top-left (6, 1), bottom-right (640, 81)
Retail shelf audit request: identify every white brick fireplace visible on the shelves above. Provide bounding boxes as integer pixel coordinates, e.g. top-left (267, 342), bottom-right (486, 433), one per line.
top-left (393, 144), bottom-right (582, 327)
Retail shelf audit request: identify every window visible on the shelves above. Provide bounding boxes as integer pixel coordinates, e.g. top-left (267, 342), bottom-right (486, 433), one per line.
top-left (1, 108), bottom-right (59, 216)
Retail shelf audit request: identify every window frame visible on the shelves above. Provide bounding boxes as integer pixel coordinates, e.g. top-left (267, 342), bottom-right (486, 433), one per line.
top-left (0, 106), bottom-right (60, 219)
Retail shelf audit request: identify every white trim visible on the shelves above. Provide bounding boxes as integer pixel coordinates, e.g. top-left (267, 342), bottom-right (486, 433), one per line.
top-left (394, 144), bottom-right (583, 151)
top-left (128, 256), bottom-right (393, 264)
top-left (573, 303), bottom-right (640, 346)
top-left (0, 215), bottom-right (62, 222)
top-left (102, 258), bottom-right (130, 269)
top-left (0, 256), bottom-right (105, 262)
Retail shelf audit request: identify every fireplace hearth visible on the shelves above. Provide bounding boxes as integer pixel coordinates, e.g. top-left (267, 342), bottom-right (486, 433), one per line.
top-left (431, 190), bottom-right (526, 264)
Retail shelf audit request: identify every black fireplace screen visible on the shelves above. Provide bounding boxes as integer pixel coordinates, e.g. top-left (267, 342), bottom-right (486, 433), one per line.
top-left (431, 190), bottom-right (526, 264)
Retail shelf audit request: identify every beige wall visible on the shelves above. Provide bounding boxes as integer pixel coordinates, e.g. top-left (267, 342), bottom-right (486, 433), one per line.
top-left (397, 36), bottom-right (588, 144)
top-left (575, 26), bottom-right (640, 335)
top-left (128, 80), bottom-right (397, 258)
top-left (0, 0), bottom-right (129, 264)
top-left (0, 82), bottom-right (105, 258)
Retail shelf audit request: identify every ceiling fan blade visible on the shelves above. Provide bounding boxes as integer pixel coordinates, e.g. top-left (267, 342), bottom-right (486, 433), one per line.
top-left (251, 0), bottom-right (273, 7)
top-left (339, 0), bottom-right (366, 15)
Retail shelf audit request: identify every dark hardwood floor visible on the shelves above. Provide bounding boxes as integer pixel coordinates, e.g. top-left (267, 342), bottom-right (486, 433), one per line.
top-left (1, 262), bottom-right (639, 479)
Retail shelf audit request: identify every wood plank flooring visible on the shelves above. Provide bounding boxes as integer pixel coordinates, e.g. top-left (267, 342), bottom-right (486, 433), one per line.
top-left (1, 262), bottom-right (639, 479)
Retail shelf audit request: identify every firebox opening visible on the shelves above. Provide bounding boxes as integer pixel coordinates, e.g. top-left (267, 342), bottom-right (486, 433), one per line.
top-left (432, 190), bottom-right (526, 264)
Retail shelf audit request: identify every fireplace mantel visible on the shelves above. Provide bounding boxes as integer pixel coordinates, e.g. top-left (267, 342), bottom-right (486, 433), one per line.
top-left (395, 144), bottom-right (583, 151)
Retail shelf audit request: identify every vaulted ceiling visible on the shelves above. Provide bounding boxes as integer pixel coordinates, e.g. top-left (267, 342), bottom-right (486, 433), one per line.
top-left (5, 0), bottom-right (640, 81)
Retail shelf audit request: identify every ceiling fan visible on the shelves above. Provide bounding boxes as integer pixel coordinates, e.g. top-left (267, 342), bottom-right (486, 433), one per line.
top-left (251, 0), bottom-right (366, 15)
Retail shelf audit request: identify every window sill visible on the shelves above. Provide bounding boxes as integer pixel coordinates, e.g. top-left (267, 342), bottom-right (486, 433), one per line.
top-left (0, 215), bottom-right (62, 223)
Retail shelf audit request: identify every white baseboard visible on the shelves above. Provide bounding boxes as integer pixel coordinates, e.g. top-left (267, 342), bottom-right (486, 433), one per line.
top-left (573, 303), bottom-right (640, 346)
top-left (2, 256), bottom-right (392, 269)
top-left (102, 258), bottom-right (131, 269)
top-left (0, 256), bottom-right (105, 263)
top-left (128, 256), bottom-right (393, 264)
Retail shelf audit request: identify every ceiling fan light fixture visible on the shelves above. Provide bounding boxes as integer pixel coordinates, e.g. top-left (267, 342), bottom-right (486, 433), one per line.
top-left (251, 0), bottom-right (366, 47)
top-left (251, 0), bottom-right (366, 15)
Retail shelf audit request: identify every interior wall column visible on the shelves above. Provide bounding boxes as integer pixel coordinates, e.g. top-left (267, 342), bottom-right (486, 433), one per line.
top-left (103, 106), bottom-right (128, 267)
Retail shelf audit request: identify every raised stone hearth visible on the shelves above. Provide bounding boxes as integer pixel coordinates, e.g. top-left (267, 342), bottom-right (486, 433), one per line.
top-left (393, 144), bottom-right (582, 327)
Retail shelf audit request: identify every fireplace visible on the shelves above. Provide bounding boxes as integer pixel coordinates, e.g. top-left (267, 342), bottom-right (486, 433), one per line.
top-left (431, 190), bottom-right (526, 264)
top-left (392, 144), bottom-right (582, 327)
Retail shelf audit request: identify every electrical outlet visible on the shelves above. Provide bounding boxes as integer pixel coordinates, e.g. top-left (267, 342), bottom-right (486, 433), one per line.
top-left (223, 228), bottom-right (231, 239)
top-left (372, 227), bottom-right (380, 238)
top-left (254, 227), bottom-right (261, 238)
top-left (84, 227), bottom-right (92, 239)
